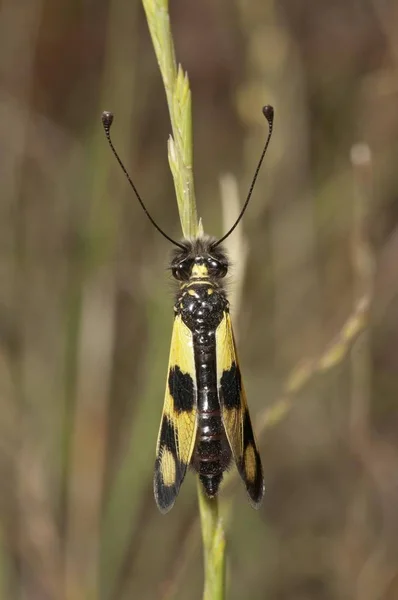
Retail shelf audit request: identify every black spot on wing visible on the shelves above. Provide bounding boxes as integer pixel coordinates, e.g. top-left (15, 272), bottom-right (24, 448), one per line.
top-left (242, 410), bottom-right (255, 448)
top-left (241, 410), bottom-right (264, 508)
top-left (158, 415), bottom-right (178, 455)
top-left (168, 366), bottom-right (195, 412)
top-left (154, 416), bottom-right (186, 513)
top-left (219, 361), bottom-right (241, 409)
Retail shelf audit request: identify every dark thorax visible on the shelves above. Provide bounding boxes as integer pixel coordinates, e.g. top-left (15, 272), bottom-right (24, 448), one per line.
top-left (171, 236), bottom-right (229, 332)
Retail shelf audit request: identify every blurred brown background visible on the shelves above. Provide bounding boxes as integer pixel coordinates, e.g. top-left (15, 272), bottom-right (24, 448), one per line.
top-left (1, 0), bottom-right (398, 599)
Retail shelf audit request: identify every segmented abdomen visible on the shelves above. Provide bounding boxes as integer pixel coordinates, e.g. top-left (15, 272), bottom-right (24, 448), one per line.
top-left (178, 281), bottom-right (230, 497)
top-left (192, 338), bottom-right (231, 497)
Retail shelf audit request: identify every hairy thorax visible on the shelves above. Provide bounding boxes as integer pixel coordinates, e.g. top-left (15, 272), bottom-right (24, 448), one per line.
top-left (176, 280), bottom-right (228, 334)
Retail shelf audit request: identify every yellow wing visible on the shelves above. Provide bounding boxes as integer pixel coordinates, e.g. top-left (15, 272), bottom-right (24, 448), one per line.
top-left (154, 315), bottom-right (197, 513)
top-left (216, 312), bottom-right (264, 508)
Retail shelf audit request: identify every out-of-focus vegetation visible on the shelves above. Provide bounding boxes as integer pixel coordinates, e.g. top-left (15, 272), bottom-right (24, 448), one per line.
top-left (1, 1), bottom-right (398, 599)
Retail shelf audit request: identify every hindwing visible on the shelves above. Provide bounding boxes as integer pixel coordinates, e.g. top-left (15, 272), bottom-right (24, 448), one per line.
top-left (154, 315), bottom-right (197, 513)
top-left (216, 312), bottom-right (264, 507)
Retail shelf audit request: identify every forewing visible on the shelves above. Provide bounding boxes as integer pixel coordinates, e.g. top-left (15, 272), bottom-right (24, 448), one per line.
top-left (154, 315), bottom-right (197, 513)
top-left (216, 312), bottom-right (264, 507)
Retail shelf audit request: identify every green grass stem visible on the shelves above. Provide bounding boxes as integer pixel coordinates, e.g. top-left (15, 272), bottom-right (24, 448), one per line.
top-left (141, 1), bottom-right (226, 598)
top-left (142, 0), bottom-right (198, 238)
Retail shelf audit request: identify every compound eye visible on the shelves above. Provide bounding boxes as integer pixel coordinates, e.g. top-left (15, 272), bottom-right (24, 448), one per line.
top-left (207, 257), bottom-right (228, 278)
top-left (217, 262), bottom-right (228, 277)
top-left (172, 259), bottom-right (192, 281)
top-left (208, 258), bottom-right (219, 269)
top-left (219, 263), bottom-right (228, 277)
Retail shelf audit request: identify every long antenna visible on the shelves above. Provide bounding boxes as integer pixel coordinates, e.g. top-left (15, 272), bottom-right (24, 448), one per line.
top-left (101, 111), bottom-right (185, 250)
top-left (213, 105), bottom-right (274, 247)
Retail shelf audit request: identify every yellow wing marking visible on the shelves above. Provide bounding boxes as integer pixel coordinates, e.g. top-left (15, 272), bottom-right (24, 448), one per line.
top-left (159, 448), bottom-right (176, 487)
top-left (244, 444), bottom-right (257, 484)
top-left (155, 314), bottom-right (198, 512)
top-left (156, 314), bottom-right (197, 466)
top-left (215, 312), bottom-right (264, 507)
top-left (215, 313), bottom-right (244, 461)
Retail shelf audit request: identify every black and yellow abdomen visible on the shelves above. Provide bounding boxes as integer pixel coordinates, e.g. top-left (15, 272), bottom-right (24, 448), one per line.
top-left (192, 330), bottom-right (232, 497)
top-left (178, 279), bottom-right (231, 497)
